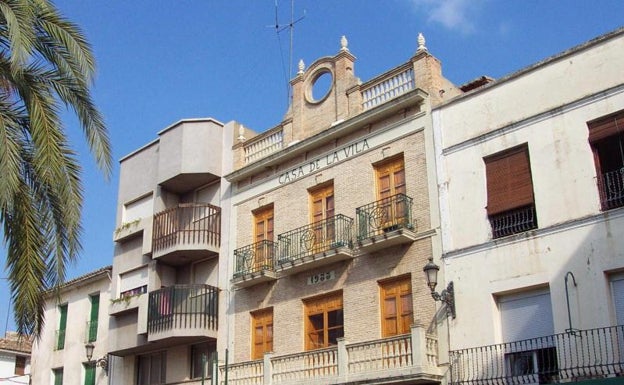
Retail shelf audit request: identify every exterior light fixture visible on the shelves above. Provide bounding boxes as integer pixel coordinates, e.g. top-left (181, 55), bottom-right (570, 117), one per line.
top-left (85, 342), bottom-right (109, 374)
top-left (423, 257), bottom-right (456, 318)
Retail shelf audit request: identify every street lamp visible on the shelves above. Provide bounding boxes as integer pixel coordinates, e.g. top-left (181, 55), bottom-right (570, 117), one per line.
top-left (423, 257), bottom-right (456, 318)
top-left (85, 342), bottom-right (109, 374)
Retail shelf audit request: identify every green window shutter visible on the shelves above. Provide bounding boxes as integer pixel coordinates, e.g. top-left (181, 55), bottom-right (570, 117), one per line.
top-left (54, 368), bottom-right (64, 385)
top-left (88, 294), bottom-right (100, 342)
top-left (84, 364), bottom-right (95, 385)
top-left (57, 305), bottom-right (68, 350)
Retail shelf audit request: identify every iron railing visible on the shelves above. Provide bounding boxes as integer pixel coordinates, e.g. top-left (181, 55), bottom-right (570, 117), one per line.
top-left (152, 203), bottom-right (221, 253)
top-left (489, 205), bottom-right (537, 239)
top-left (147, 284), bottom-right (218, 335)
top-left (233, 240), bottom-right (278, 277)
top-left (85, 320), bottom-right (98, 343)
top-left (598, 169), bottom-right (624, 211)
top-left (356, 193), bottom-right (414, 240)
top-left (277, 214), bottom-right (353, 265)
top-left (54, 329), bottom-right (66, 350)
top-left (450, 325), bottom-right (624, 384)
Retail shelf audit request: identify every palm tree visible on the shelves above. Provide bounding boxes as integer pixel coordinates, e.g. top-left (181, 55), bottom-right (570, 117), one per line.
top-left (0, 0), bottom-right (111, 337)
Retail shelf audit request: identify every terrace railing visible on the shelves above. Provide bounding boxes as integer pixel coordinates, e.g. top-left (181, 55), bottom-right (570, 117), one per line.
top-left (450, 325), bottom-right (624, 384)
top-left (233, 240), bottom-right (278, 277)
top-left (152, 203), bottom-right (220, 254)
top-left (598, 168), bottom-right (624, 211)
top-left (361, 64), bottom-right (415, 111)
top-left (356, 193), bottom-right (414, 240)
top-left (147, 284), bottom-right (218, 335)
top-left (277, 214), bottom-right (353, 265)
top-left (244, 128), bottom-right (284, 165)
top-left (220, 326), bottom-right (438, 385)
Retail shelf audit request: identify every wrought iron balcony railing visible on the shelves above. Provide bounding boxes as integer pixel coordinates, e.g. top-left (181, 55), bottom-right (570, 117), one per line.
top-left (598, 169), bottom-right (624, 211)
top-left (152, 203), bottom-right (221, 254)
top-left (450, 325), bottom-right (624, 385)
top-left (147, 284), bottom-right (218, 335)
top-left (489, 204), bottom-right (538, 239)
top-left (54, 329), bottom-right (66, 350)
top-left (356, 193), bottom-right (414, 240)
top-left (85, 320), bottom-right (98, 343)
top-left (233, 240), bottom-right (278, 277)
top-left (277, 214), bottom-right (353, 265)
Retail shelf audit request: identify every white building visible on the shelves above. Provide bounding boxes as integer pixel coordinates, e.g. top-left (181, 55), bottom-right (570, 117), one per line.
top-left (0, 332), bottom-right (31, 385)
top-left (30, 267), bottom-right (112, 385)
top-left (432, 27), bottom-right (624, 384)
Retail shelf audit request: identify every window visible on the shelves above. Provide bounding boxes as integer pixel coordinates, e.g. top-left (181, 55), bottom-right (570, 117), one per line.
top-left (87, 294), bottom-right (99, 342)
top-left (309, 183), bottom-right (335, 253)
top-left (137, 351), bottom-right (166, 385)
top-left (588, 110), bottom-right (624, 210)
top-left (304, 291), bottom-right (343, 350)
top-left (56, 304), bottom-right (68, 350)
top-left (374, 156), bottom-right (407, 229)
top-left (252, 205), bottom-right (274, 271)
top-left (53, 368), bottom-right (64, 385)
top-left (251, 308), bottom-right (273, 359)
top-left (191, 341), bottom-right (216, 379)
top-left (14, 355), bottom-right (26, 376)
top-left (380, 276), bottom-right (413, 337)
top-left (83, 363), bottom-right (95, 385)
top-left (498, 289), bottom-right (557, 382)
top-left (119, 267), bottom-right (148, 298)
top-left (123, 193), bottom-right (153, 223)
top-left (610, 273), bottom-right (624, 325)
top-left (485, 144), bottom-right (537, 238)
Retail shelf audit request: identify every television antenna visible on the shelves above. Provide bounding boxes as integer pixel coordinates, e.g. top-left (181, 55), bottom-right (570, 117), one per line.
top-left (269, 0), bottom-right (306, 105)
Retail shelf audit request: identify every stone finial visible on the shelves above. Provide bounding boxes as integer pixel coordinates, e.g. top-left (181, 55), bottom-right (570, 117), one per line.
top-left (237, 124), bottom-right (246, 142)
top-left (340, 35), bottom-right (349, 51)
top-left (417, 32), bottom-right (427, 52)
top-left (298, 59), bottom-right (305, 75)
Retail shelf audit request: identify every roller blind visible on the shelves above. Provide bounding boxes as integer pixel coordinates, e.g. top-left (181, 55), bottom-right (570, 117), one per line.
top-left (611, 275), bottom-right (624, 325)
top-left (119, 267), bottom-right (148, 292)
top-left (123, 194), bottom-right (153, 223)
top-left (499, 289), bottom-right (554, 342)
top-left (588, 110), bottom-right (624, 143)
top-left (485, 145), bottom-right (534, 216)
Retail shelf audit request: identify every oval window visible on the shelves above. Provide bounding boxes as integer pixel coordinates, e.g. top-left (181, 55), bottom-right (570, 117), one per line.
top-left (311, 71), bottom-right (333, 102)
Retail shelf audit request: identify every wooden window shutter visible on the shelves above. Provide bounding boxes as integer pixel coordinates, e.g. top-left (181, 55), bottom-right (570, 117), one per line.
top-left (251, 308), bottom-right (273, 360)
top-left (485, 145), bottom-right (534, 216)
top-left (588, 110), bottom-right (624, 143)
top-left (380, 276), bottom-right (413, 337)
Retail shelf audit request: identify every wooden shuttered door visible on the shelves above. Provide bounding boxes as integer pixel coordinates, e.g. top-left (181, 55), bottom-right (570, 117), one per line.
top-left (375, 156), bottom-right (406, 200)
top-left (304, 291), bottom-right (343, 350)
top-left (485, 145), bottom-right (534, 216)
top-left (251, 308), bottom-right (273, 360)
top-left (254, 205), bottom-right (274, 242)
top-left (380, 276), bottom-right (413, 337)
top-left (588, 110), bottom-right (624, 143)
top-left (310, 184), bottom-right (335, 223)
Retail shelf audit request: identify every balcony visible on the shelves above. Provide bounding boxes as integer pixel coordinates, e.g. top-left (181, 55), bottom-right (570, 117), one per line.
top-left (356, 193), bottom-right (417, 252)
top-left (598, 169), bottom-right (624, 211)
top-left (152, 203), bottom-right (220, 264)
top-left (232, 240), bottom-right (278, 288)
top-left (489, 204), bottom-right (538, 239)
top-left (220, 326), bottom-right (440, 385)
top-left (147, 284), bottom-right (218, 343)
top-left (450, 325), bottom-right (624, 384)
top-left (276, 214), bottom-right (354, 275)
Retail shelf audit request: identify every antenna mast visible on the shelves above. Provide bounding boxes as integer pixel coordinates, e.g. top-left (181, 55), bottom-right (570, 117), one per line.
top-left (270, 0), bottom-right (305, 105)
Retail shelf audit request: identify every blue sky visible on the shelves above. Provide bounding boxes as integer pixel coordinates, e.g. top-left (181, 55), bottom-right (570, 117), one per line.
top-left (1, 0), bottom-right (623, 333)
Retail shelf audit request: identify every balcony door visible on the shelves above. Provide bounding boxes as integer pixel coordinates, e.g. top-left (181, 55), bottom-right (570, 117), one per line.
top-left (253, 205), bottom-right (274, 271)
top-left (375, 156), bottom-right (406, 229)
top-left (309, 183), bottom-right (335, 253)
top-left (499, 289), bottom-right (557, 382)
